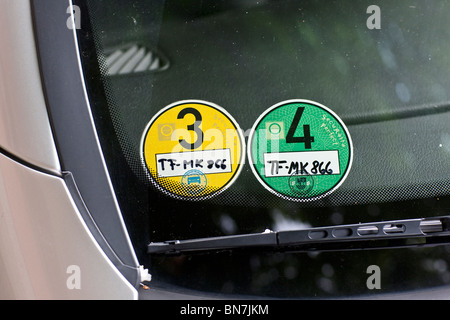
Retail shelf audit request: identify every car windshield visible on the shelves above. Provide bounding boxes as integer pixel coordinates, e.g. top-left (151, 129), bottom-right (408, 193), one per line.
top-left (73, 0), bottom-right (450, 298)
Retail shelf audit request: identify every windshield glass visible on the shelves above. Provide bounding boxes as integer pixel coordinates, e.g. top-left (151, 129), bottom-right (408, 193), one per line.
top-left (74, 0), bottom-right (450, 298)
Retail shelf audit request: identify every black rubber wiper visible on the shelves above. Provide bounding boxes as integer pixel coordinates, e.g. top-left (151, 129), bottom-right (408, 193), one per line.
top-left (148, 216), bottom-right (450, 255)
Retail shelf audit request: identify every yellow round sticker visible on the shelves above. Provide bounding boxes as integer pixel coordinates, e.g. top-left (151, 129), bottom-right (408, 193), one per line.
top-left (141, 100), bottom-right (245, 200)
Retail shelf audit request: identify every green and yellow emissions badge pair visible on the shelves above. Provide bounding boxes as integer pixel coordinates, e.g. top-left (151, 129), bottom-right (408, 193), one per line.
top-left (141, 99), bottom-right (353, 202)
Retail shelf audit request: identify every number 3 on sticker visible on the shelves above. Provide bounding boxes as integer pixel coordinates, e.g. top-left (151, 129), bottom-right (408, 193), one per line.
top-left (141, 100), bottom-right (245, 200)
top-left (177, 107), bottom-right (203, 150)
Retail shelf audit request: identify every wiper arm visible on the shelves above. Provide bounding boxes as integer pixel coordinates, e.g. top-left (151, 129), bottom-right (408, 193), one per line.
top-left (148, 216), bottom-right (450, 255)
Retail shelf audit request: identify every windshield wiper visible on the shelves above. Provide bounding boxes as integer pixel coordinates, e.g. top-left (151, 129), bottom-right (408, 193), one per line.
top-left (148, 216), bottom-right (450, 255)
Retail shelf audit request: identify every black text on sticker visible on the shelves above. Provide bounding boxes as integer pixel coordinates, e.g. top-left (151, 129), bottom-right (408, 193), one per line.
top-left (156, 149), bottom-right (232, 178)
top-left (263, 150), bottom-right (340, 177)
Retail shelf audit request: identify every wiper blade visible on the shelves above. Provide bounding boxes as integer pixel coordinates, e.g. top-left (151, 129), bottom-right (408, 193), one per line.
top-left (148, 217), bottom-right (450, 255)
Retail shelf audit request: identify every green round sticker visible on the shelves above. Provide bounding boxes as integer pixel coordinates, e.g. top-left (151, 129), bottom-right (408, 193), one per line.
top-left (248, 100), bottom-right (353, 202)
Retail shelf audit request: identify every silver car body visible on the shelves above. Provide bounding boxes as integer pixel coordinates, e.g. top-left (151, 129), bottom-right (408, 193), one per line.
top-left (0, 0), bottom-right (138, 299)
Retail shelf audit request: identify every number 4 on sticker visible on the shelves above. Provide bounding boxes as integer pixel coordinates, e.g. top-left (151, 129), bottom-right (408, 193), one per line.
top-left (286, 107), bottom-right (315, 149)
